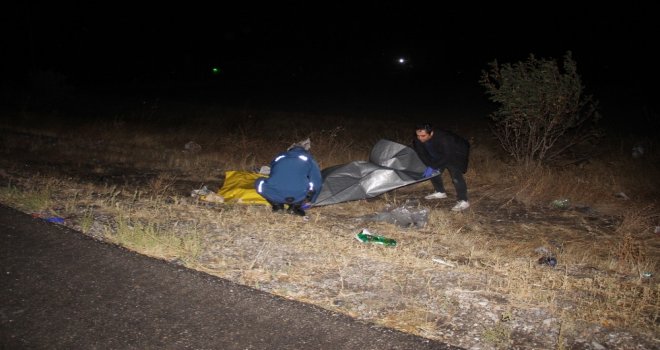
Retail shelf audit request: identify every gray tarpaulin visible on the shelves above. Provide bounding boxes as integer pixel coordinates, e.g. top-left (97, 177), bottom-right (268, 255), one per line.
top-left (313, 139), bottom-right (436, 206)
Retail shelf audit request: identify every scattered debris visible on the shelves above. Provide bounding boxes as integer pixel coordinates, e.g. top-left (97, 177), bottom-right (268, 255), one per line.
top-left (200, 192), bottom-right (224, 203)
top-left (31, 212), bottom-right (65, 224)
top-left (614, 192), bottom-right (630, 200)
top-left (538, 256), bottom-right (557, 268)
top-left (190, 186), bottom-right (224, 203)
top-left (534, 246), bottom-right (552, 256)
top-left (184, 141), bottom-right (201, 153)
top-left (191, 186), bottom-right (211, 197)
top-left (355, 229), bottom-right (397, 247)
top-left (46, 216), bottom-right (65, 224)
top-left (535, 246), bottom-right (557, 267)
top-left (550, 198), bottom-right (570, 209)
top-left (359, 200), bottom-right (429, 228)
top-left (432, 257), bottom-right (456, 267)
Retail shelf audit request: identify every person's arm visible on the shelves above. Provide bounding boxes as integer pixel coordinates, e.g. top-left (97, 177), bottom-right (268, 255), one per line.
top-left (428, 137), bottom-right (450, 170)
top-left (307, 158), bottom-right (323, 203)
top-left (412, 139), bottom-right (433, 167)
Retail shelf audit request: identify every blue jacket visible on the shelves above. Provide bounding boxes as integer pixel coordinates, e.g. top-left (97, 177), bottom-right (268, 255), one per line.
top-left (255, 147), bottom-right (322, 205)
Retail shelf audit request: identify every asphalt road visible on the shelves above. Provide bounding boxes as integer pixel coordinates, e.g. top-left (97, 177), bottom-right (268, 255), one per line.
top-left (0, 204), bottom-right (461, 349)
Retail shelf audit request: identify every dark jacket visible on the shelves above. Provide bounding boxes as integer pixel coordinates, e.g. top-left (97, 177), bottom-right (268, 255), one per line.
top-left (412, 129), bottom-right (470, 173)
top-left (255, 146), bottom-right (323, 204)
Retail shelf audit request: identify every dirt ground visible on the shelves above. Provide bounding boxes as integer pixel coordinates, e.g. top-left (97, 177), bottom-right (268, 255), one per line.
top-left (0, 119), bottom-right (658, 350)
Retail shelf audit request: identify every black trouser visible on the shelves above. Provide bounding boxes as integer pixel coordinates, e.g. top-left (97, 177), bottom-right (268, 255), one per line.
top-left (267, 199), bottom-right (305, 216)
top-left (430, 166), bottom-right (468, 201)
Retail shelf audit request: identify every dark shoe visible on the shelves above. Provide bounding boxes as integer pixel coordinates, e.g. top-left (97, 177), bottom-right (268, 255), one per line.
top-left (272, 204), bottom-right (285, 213)
top-left (287, 205), bottom-right (306, 216)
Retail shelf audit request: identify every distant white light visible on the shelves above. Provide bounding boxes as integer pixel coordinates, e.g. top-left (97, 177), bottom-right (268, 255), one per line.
top-left (398, 58), bottom-right (406, 64)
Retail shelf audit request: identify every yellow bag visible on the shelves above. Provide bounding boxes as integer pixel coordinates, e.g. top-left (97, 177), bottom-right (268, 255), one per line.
top-left (217, 171), bottom-right (269, 205)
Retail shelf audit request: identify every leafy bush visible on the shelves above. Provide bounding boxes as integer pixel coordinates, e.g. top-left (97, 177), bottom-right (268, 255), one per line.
top-left (479, 52), bottom-right (601, 166)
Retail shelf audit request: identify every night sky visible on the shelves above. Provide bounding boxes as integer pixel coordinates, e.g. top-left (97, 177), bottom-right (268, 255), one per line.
top-left (4, 2), bottom-right (658, 115)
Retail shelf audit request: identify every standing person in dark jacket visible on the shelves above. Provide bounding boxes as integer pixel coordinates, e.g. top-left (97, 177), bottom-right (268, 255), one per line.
top-left (412, 123), bottom-right (471, 211)
top-left (255, 138), bottom-right (322, 216)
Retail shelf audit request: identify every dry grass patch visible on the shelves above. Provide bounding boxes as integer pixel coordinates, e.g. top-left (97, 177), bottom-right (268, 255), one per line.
top-left (1, 107), bottom-right (658, 349)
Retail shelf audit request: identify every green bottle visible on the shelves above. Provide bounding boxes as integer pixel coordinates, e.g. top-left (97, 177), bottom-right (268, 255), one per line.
top-left (355, 229), bottom-right (397, 247)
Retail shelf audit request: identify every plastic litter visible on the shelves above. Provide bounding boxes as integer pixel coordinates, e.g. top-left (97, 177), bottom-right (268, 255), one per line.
top-left (360, 201), bottom-right (428, 228)
top-left (200, 192), bottom-right (224, 203)
top-left (46, 216), bottom-right (65, 224)
top-left (615, 192), bottom-right (630, 200)
top-left (534, 246), bottom-right (552, 256)
top-left (641, 272), bottom-right (652, 278)
top-left (191, 186), bottom-right (224, 203)
top-left (535, 246), bottom-right (557, 267)
top-left (538, 256), bottom-right (557, 268)
top-left (355, 229), bottom-right (397, 247)
top-left (31, 213), bottom-right (65, 224)
top-left (191, 186), bottom-right (211, 197)
top-left (550, 198), bottom-right (570, 209)
top-left (432, 258), bottom-right (456, 267)
top-left (184, 141), bottom-right (202, 153)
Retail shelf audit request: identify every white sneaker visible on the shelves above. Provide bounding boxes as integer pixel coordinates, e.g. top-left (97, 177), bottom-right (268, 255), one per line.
top-left (424, 192), bottom-right (448, 200)
top-left (451, 200), bottom-right (470, 211)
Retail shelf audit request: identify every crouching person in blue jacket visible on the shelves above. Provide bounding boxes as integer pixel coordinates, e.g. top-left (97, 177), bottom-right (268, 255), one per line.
top-left (255, 139), bottom-right (322, 216)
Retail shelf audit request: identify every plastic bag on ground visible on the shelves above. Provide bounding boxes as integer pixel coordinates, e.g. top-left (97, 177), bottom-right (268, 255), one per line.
top-left (359, 200), bottom-right (429, 228)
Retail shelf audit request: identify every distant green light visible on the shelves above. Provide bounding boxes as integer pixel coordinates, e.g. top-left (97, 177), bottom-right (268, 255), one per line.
top-left (211, 67), bottom-right (221, 75)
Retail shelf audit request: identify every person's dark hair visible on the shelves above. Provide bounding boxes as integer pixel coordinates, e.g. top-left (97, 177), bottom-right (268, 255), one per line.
top-left (415, 123), bottom-right (433, 133)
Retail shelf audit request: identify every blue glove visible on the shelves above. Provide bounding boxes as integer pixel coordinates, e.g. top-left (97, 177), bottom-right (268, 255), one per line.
top-left (301, 202), bottom-right (312, 210)
top-left (423, 167), bottom-right (436, 178)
